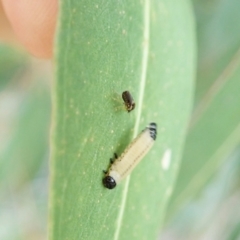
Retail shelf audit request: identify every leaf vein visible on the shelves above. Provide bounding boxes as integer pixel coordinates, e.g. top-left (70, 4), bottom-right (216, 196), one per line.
top-left (113, 1), bottom-right (150, 239)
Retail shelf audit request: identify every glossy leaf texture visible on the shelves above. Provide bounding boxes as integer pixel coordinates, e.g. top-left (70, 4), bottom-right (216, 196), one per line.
top-left (49, 1), bottom-right (196, 239)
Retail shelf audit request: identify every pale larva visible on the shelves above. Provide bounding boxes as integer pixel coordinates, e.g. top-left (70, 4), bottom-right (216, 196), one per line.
top-left (103, 122), bottom-right (157, 189)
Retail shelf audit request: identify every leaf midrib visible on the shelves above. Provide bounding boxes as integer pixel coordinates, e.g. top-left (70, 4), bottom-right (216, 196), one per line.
top-left (113, 0), bottom-right (150, 239)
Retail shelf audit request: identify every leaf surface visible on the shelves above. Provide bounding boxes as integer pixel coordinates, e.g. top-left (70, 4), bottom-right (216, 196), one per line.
top-left (50, 0), bottom-right (196, 239)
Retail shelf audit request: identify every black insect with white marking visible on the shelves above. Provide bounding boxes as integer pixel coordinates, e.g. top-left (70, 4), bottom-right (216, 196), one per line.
top-left (122, 91), bottom-right (135, 112)
top-left (103, 123), bottom-right (157, 189)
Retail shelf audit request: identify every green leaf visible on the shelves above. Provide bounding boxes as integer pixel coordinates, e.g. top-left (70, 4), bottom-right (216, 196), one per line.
top-left (49, 0), bottom-right (196, 239)
top-left (167, 0), bottom-right (240, 220)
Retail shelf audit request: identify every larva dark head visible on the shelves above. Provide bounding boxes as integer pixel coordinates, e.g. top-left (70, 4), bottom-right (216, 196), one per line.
top-left (148, 122), bottom-right (157, 140)
top-left (102, 176), bottom-right (116, 189)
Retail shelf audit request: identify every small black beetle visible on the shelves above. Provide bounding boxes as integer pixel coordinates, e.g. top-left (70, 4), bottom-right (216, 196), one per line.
top-left (122, 91), bottom-right (135, 112)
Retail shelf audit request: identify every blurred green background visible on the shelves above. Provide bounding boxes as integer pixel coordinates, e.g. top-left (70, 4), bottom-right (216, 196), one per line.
top-left (1, 0), bottom-right (240, 239)
top-left (161, 0), bottom-right (240, 239)
top-left (0, 45), bottom-right (50, 239)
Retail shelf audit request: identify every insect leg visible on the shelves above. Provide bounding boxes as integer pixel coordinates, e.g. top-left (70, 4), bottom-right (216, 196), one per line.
top-left (110, 153), bottom-right (118, 164)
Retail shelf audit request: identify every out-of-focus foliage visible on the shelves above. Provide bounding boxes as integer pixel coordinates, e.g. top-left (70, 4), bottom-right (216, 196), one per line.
top-left (161, 148), bottom-right (240, 240)
top-left (161, 0), bottom-right (240, 239)
top-left (0, 45), bottom-right (27, 88)
top-left (0, 43), bottom-right (50, 240)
